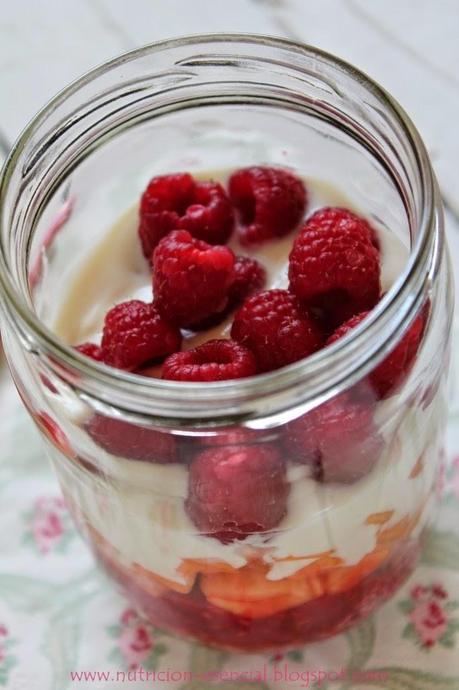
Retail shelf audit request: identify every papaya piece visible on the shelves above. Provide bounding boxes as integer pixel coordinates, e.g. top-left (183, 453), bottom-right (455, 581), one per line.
top-left (200, 560), bottom-right (323, 617)
top-left (325, 547), bottom-right (390, 595)
top-left (132, 562), bottom-right (195, 595)
top-left (365, 510), bottom-right (395, 526)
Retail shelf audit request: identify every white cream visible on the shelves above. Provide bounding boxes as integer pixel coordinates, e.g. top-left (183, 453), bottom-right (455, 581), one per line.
top-left (49, 172), bottom-right (437, 588)
top-left (50, 396), bottom-right (440, 585)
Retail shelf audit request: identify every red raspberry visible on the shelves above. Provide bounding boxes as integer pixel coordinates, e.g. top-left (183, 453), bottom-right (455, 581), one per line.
top-left (75, 342), bottom-right (105, 361)
top-left (186, 444), bottom-right (288, 543)
top-left (231, 289), bottom-right (323, 372)
top-left (86, 414), bottom-right (177, 463)
top-left (139, 173), bottom-right (234, 258)
top-left (327, 306), bottom-right (427, 398)
top-left (228, 256), bottom-right (266, 305)
top-left (303, 207), bottom-right (379, 250)
top-left (101, 300), bottom-right (182, 370)
top-left (286, 394), bottom-right (383, 483)
top-left (288, 207), bottom-right (381, 327)
top-left (372, 306), bottom-right (428, 398)
top-left (190, 256), bottom-right (266, 331)
top-left (162, 339), bottom-right (257, 381)
top-left (139, 173), bottom-right (194, 258)
top-left (179, 181), bottom-right (234, 245)
top-left (153, 230), bottom-right (235, 327)
top-left (229, 166), bottom-right (307, 244)
top-left (326, 311), bottom-right (370, 345)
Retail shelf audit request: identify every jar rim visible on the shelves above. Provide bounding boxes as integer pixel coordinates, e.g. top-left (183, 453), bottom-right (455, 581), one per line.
top-left (0, 33), bottom-right (442, 424)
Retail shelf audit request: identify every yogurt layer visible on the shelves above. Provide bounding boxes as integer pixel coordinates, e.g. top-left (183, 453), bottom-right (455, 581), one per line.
top-left (50, 395), bottom-right (441, 585)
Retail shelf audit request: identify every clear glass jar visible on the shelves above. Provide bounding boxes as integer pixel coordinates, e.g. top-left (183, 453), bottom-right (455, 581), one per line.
top-left (0, 35), bottom-right (453, 652)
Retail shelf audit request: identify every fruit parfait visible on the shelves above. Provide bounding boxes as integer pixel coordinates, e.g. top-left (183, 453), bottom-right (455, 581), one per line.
top-left (0, 37), bottom-right (452, 652)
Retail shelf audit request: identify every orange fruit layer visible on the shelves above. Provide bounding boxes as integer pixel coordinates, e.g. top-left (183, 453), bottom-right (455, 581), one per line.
top-left (82, 498), bottom-right (425, 618)
top-left (200, 550), bottom-right (390, 618)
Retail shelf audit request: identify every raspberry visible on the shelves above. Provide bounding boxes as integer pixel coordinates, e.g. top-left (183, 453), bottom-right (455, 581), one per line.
top-left (303, 207), bottom-right (379, 250)
top-left (139, 173), bottom-right (234, 258)
top-left (288, 208), bottom-right (381, 327)
top-left (139, 173), bottom-right (194, 258)
top-left (327, 306), bottom-right (427, 398)
top-left (101, 300), bottom-right (182, 370)
top-left (286, 394), bottom-right (383, 483)
top-left (153, 230), bottom-right (235, 327)
top-left (179, 181), bottom-right (234, 245)
top-left (162, 339), bottom-right (257, 381)
top-left (231, 289), bottom-right (323, 372)
top-left (75, 342), bottom-right (105, 361)
top-left (371, 306), bottom-right (428, 398)
top-left (228, 256), bottom-right (266, 305)
top-left (86, 414), bottom-right (177, 463)
top-left (229, 166), bottom-right (307, 244)
top-left (190, 256), bottom-right (266, 331)
top-left (326, 312), bottom-right (370, 345)
top-left (186, 444), bottom-right (288, 543)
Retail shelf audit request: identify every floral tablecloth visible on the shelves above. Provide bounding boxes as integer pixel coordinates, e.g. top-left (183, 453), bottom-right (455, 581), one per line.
top-left (1, 328), bottom-right (459, 690)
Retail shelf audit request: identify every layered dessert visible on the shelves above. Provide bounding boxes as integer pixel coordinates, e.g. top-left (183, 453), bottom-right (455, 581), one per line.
top-left (42, 166), bottom-right (439, 651)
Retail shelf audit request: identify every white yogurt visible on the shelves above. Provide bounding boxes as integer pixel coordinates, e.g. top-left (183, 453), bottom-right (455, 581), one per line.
top-left (50, 400), bottom-right (440, 585)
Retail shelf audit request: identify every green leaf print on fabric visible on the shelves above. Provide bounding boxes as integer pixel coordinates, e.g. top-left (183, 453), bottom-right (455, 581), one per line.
top-left (0, 571), bottom-right (98, 612)
top-left (43, 612), bottom-right (81, 690)
top-left (0, 625), bottom-right (17, 688)
top-left (443, 457), bottom-right (459, 506)
top-left (0, 658), bottom-right (17, 688)
top-left (286, 648), bottom-right (304, 663)
top-left (347, 667), bottom-right (459, 689)
top-left (179, 644), bottom-right (269, 690)
top-left (344, 616), bottom-right (376, 671)
top-left (187, 643), bottom-right (227, 677)
top-left (0, 575), bottom-right (58, 610)
top-left (421, 529), bottom-right (459, 570)
top-left (401, 622), bottom-right (417, 641)
top-left (42, 573), bottom-right (102, 690)
top-left (106, 623), bottom-right (123, 639)
top-left (399, 599), bottom-right (416, 615)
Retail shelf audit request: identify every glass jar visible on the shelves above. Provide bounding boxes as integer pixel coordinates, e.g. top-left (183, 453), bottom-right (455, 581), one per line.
top-left (0, 35), bottom-right (453, 652)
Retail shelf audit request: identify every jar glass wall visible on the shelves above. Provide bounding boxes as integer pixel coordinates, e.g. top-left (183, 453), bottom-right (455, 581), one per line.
top-left (0, 35), bottom-right (453, 651)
